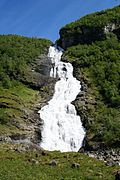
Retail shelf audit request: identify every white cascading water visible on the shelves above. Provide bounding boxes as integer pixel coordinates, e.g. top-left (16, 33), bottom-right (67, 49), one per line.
top-left (38, 46), bottom-right (85, 152)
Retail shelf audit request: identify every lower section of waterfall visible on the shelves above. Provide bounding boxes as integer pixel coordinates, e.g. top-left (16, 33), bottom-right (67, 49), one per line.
top-left (38, 46), bottom-right (85, 152)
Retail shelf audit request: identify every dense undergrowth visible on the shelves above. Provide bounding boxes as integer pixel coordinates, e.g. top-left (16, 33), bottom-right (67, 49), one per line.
top-left (63, 36), bottom-right (120, 148)
top-left (58, 5), bottom-right (120, 149)
top-left (60, 5), bottom-right (120, 39)
top-left (0, 34), bottom-right (51, 134)
top-left (0, 35), bottom-right (51, 89)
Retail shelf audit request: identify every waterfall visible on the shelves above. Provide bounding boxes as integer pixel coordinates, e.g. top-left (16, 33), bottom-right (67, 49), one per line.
top-left (38, 46), bottom-right (85, 152)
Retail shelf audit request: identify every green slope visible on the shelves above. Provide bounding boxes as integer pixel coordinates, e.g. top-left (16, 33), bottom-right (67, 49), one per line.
top-left (0, 34), bottom-right (51, 89)
top-left (0, 6), bottom-right (120, 180)
top-left (58, 6), bottom-right (120, 50)
top-left (0, 34), bottom-right (51, 137)
top-left (59, 6), bottom-right (120, 149)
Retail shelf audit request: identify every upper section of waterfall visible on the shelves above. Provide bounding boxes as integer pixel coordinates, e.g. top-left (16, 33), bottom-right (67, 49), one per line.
top-left (48, 46), bottom-right (63, 78)
top-left (38, 46), bottom-right (85, 152)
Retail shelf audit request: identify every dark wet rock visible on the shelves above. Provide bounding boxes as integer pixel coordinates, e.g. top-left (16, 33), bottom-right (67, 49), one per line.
top-left (86, 149), bottom-right (120, 166)
top-left (79, 147), bottom-right (85, 153)
top-left (58, 18), bottom-right (120, 49)
top-left (29, 158), bottom-right (39, 165)
top-left (115, 170), bottom-right (120, 180)
top-left (10, 134), bottom-right (27, 141)
top-left (59, 26), bottom-right (106, 49)
top-left (41, 151), bottom-right (48, 156)
top-left (71, 163), bottom-right (80, 168)
top-left (49, 160), bottom-right (57, 166)
top-left (21, 54), bottom-right (55, 90)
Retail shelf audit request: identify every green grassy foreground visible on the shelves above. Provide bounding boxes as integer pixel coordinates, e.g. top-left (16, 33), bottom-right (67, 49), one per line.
top-left (0, 149), bottom-right (119, 180)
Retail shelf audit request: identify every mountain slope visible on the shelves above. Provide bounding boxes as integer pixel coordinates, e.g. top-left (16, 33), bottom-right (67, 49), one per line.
top-left (0, 6), bottom-right (120, 180)
top-left (58, 5), bottom-right (120, 48)
top-left (0, 34), bottom-right (56, 148)
top-left (58, 6), bottom-right (120, 151)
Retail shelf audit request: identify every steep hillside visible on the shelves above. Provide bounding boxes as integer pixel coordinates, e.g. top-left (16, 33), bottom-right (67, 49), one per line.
top-left (58, 5), bottom-right (120, 49)
top-left (58, 6), bottom-right (120, 151)
top-left (0, 35), bottom-right (55, 148)
top-left (0, 6), bottom-right (120, 180)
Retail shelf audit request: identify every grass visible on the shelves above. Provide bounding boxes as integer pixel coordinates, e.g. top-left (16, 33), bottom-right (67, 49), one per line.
top-left (0, 34), bottom-right (52, 137)
top-left (0, 149), bottom-right (119, 180)
top-left (0, 83), bottom-right (39, 135)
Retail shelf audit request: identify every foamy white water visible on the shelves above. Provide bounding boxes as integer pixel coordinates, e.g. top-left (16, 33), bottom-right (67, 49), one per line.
top-left (38, 46), bottom-right (85, 152)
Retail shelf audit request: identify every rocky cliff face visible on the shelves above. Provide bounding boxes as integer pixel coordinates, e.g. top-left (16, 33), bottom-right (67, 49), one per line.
top-left (59, 26), bottom-right (105, 49)
top-left (58, 6), bottom-right (120, 49)
top-left (59, 22), bottom-right (120, 49)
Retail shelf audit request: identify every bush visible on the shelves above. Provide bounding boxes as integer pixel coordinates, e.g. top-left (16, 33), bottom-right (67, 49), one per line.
top-left (63, 36), bottom-right (120, 146)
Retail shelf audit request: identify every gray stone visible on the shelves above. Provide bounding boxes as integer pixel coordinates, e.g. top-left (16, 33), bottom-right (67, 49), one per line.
top-left (71, 163), bottom-right (80, 168)
top-left (31, 158), bottom-right (39, 165)
top-left (49, 160), bottom-right (57, 166)
top-left (115, 170), bottom-right (120, 180)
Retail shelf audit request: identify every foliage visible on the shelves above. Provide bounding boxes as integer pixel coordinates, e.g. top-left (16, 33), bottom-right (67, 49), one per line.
top-left (0, 34), bottom-right (51, 133)
top-left (63, 36), bottom-right (120, 146)
top-left (64, 37), bottom-right (120, 106)
top-left (60, 5), bottom-right (120, 38)
top-left (0, 83), bottom-right (39, 135)
top-left (0, 34), bottom-right (51, 88)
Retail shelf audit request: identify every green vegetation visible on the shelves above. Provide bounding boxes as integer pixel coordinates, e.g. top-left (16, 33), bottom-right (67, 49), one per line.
top-left (0, 34), bottom-right (51, 135)
top-left (0, 6), bottom-right (120, 179)
top-left (63, 36), bottom-right (120, 148)
top-left (0, 148), bottom-right (119, 180)
top-left (0, 34), bottom-right (51, 88)
top-left (60, 5), bottom-right (120, 38)
top-left (58, 5), bottom-right (120, 149)
top-left (0, 83), bottom-right (39, 135)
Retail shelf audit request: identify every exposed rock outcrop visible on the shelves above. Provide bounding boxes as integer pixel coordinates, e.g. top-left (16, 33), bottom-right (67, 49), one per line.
top-left (58, 6), bottom-right (120, 49)
top-left (59, 22), bottom-right (120, 49)
top-left (0, 51), bottom-right (56, 149)
top-left (86, 149), bottom-right (120, 166)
